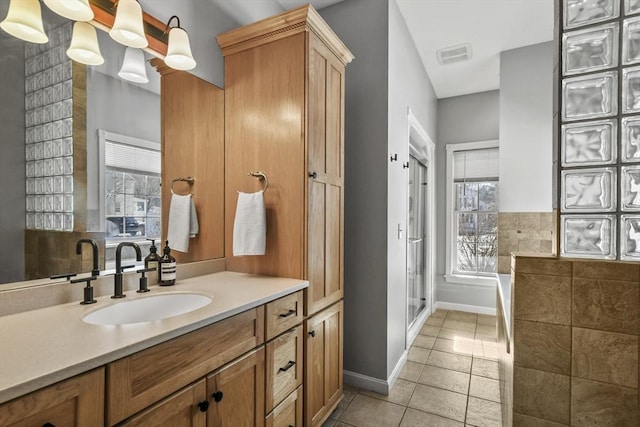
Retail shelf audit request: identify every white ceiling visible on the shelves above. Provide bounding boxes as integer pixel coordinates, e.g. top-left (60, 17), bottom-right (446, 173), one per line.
top-left (211, 0), bottom-right (554, 99)
top-left (396, 0), bottom-right (555, 99)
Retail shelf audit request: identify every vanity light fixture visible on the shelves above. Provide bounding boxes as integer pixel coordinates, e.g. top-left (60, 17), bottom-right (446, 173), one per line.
top-left (43, 0), bottom-right (94, 22)
top-left (0, 0), bottom-right (48, 44)
top-left (163, 16), bottom-right (196, 71)
top-left (118, 47), bottom-right (149, 83)
top-left (67, 21), bottom-right (104, 65)
top-left (109, 0), bottom-right (148, 49)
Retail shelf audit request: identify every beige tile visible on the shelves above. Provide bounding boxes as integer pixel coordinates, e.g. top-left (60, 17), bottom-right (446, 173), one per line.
top-left (513, 257), bottom-right (571, 276)
top-left (420, 324), bottom-right (440, 337)
top-left (338, 394), bottom-right (405, 427)
top-left (466, 396), bottom-right (502, 427)
top-left (446, 311), bottom-right (478, 322)
top-left (519, 239), bottom-right (542, 253)
top-left (572, 328), bottom-right (639, 388)
top-left (412, 334), bottom-right (435, 349)
top-left (513, 273), bottom-right (571, 325)
top-left (499, 237), bottom-right (519, 257)
top-left (499, 212), bottom-right (518, 230)
top-left (513, 412), bottom-right (567, 426)
top-left (417, 365), bottom-right (470, 394)
top-left (426, 316), bottom-right (445, 326)
top-left (513, 366), bottom-right (570, 424)
top-left (329, 383), bottom-right (358, 420)
top-left (571, 377), bottom-right (638, 427)
top-left (514, 320), bottom-right (571, 375)
top-left (407, 346), bottom-right (431, 364)
top-left (398, 361), bottom-right (425, 382)
top-left (477, 314), bottom-right (496, 326)
top-left (573, 260), bottom-right (640, 281)
top-left (539, 212), bottom-right (555, 232)
top-left (431, 309), bottom-right (448, 318)
top-left (361, 379), bottom-right (416, 406)
top-left (540, 239), bottom-right (553, 254)
top-left (473, 337), bottom-right (499, 360)
top-left (518, 213), bottom-right (541, 230)
top-left (469, 375), bottom-right (501, 403)
top-left (333, 423), bottom-right (353, 427)
top-left (472, 358), bottom-right (499, 380)
top-left (408, 384), bottom-right (467, 422)
top-left (322, 418), bottom-right (337, 427)
top-left (475, 324), bottom-right (497, 338)
top-left (498, 255), bottom-right (511, 274)
top-left (442, 318), bottom-right (476, 333)
top-left (400, 408), bottom-right (463, 427)
top-left (572, 278), bottom-right (639, 335)
top-left (433, 337), bottom-right (474, 355)
top-left (427, 350), bottom-right (472, 373)
top-left (438, 327), bottom-right (475, 340)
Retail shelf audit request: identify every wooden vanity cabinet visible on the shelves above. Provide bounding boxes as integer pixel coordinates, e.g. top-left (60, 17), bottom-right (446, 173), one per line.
top-left (0, 368), bottom-right (104, 427)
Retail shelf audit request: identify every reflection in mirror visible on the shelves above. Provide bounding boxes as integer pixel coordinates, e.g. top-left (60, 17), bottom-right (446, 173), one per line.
top-left (0, 3), bottom-right (160, 284)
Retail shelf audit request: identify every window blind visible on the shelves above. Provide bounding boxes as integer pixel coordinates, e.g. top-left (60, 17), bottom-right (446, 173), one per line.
top-left (105, 141), bottom-right (160, 175)
top-left (453, 147), bottom-right (499, 182)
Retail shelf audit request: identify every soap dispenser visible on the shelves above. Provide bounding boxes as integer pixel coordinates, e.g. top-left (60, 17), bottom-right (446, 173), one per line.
top-left (144, 239), bottom-right (161, 270)
top-left (159, 240), bottom-right (176, 286)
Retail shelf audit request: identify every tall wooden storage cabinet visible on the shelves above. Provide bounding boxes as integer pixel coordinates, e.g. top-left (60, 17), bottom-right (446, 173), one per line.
top-left (217, 5), bottom-right (353, 426)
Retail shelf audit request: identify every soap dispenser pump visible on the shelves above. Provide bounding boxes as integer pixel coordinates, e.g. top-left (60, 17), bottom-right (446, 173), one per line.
top-left (159, 240), bottom-right (176, 286)
top-left (144, 239), bottom-right (161, 270)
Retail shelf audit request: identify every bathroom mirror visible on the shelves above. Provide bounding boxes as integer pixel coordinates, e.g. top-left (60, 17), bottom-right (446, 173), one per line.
top-left (0, 2), bottom-right (225, 286)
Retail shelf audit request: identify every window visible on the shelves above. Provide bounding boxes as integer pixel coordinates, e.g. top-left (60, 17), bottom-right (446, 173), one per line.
top-left (445, 141), bottom-right (499, 284)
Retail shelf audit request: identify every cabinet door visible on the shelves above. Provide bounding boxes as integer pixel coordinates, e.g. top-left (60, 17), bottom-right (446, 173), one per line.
top-left (304, 301), bottom-right (343, 427)
top-left (207, 347), bottom-right (265, 427)
top-left (306, 32), bottom-right (346, 316)
top-left (120, 380), bottom-right (207, 427)
top-left (0, 368), bottom-right (104, 427)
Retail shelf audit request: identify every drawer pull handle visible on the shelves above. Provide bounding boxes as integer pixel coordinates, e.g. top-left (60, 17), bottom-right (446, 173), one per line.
top-left (43, 424), bottom-right (55, 427)
top-left (197, 401), bottom-right (209, 412)
top-left (212, 391), bottom-right (224, 402)
top-left (309, 330), bottom-right (316, 337)
top-left (279, 309), bottom-right (296, 318)
top-left (279, 360), bottom-right (296, 372)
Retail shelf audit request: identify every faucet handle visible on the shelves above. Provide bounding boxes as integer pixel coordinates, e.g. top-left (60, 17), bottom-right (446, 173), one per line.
top-left (136, 267), bottom-right (156, 293)
top-left (71, 276), bottom-right (98, 305)
top-left (51, 273), bottom-right (77, 281)
top-left (120, 265), bottom-right (136, 271)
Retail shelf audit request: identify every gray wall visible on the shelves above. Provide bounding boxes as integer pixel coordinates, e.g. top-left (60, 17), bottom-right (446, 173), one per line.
top-left (500, 42), bottom-right (553, 213)
top-left (0, 37), bottom-right (26, 283)
top-left (321, 0), bottom-right (390, 381)
top-left (435, 90), bottom-right (500, 307)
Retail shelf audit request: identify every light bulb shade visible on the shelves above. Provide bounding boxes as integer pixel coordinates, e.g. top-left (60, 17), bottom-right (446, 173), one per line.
top-left (0, 0), bottom-right (48, 44)
top-left (43, 0), bottom-right (94, 22)
top-left (109, 0), bottom-right (148, 48)
top-left (165, 27), bottom-right (196, 71)
top-left (67, 22), bottom-right (104, 65)
top-left (118, 47), bottom-right (149, 83)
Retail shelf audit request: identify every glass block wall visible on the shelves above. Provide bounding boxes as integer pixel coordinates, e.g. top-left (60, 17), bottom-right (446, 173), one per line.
top-left (559, 0), bottom-right (640, 260)
top-left (24, 22), bottom-right (75, 232)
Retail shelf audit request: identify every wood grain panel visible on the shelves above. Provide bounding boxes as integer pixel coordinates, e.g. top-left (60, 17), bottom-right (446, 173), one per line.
top-left (266, 326), bottom-right (303, 413)
top-left (0, 368), bottom-right (104, 427)
top-left (307, 180), bottom-right (326, 312)
top-left (265, 290), bottom-right (304, 341)
top-left (156, 66), bottom-right (225, 263)
top-left (224, 33), bottom-right (306, 278)
top-left (120, 380), bottom-right (207, 427)
top-left (326, 185), bottom-right (342, 300)
top-left (107, 307), bottom-right (264, 425)
top-left (265, 386), bottom-right (303, 427)
top-left (207, 347), bottom-right (265, 427)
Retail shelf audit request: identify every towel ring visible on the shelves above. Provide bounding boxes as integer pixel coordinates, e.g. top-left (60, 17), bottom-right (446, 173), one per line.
top-left (171, 177), bottom-right (195, 195)
top-left (248, 171), bottom-right (268, 192)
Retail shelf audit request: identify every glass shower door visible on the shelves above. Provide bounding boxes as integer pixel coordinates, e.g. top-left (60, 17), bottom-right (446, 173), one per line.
top-left (407, 155), bottom-right (427, 329)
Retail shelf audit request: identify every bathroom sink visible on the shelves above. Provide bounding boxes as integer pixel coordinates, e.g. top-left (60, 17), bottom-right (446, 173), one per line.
top-left (82, 293), bottom-right (212, 325)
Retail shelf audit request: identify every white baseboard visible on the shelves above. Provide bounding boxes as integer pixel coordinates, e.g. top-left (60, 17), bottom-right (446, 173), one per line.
top-left (344, 351), bottom-right (408, 396)
top-left (434, 301), bottom-right (496, 316)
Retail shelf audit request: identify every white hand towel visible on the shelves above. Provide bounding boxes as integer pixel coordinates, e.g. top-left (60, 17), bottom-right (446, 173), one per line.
top-left (233, 191), bottom-right (266, 256)
top-left (167, 194), bottom-right (199, 253)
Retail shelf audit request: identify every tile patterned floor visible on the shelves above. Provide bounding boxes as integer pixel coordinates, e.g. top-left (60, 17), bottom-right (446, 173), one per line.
top-left (323, 309), bottom-right (502, 427)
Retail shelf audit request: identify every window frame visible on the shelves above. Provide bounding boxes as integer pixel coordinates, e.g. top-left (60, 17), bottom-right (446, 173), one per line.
top-left (445, 140), bottom-right (499, 286)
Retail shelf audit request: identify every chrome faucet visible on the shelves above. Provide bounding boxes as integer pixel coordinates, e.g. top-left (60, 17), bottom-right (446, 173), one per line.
top-left (113, 242), bottom-right (142, 299)
top-left (76, 238), bottom-right (100, 277)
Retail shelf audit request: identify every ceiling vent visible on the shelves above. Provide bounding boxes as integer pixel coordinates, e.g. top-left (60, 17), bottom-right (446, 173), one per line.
top-left (436, 43), bottom-right (472, 65)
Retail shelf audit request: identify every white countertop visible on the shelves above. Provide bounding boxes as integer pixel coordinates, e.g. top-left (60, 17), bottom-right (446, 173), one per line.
top-left (0, 271), bottom-right (308, 404)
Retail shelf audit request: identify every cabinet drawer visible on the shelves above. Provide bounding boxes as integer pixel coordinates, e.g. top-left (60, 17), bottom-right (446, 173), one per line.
top-left (266, 386), bottom-right (303, 427)
top-left (266, 325), bottom-right (303, 412)
top-left (265, 291), bottom-right (303, 341)
top-left (107, 306), bottom-right (264, 425)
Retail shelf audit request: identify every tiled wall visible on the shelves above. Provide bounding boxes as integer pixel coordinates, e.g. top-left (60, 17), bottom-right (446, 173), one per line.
top-left (497, 212), bottom-right (556, 273)
top-left (507, 256), bottom-right (639, 426)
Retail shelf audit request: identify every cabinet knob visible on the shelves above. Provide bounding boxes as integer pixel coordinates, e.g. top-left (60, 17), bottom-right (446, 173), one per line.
top-left (279, 309), bottom-right (296, 318)
top-left (212, 391), bottom-right (224, 402)
top-left (197, 400), bottom-right (209, 412)
top-left (279, 360), bottom-right (296, 372)
top-left (309, 171), bottom-right (318, 179)
top-left (43, 424), bottom-right (55, 427)
top-left (309, 330), bottom-right (316, 337)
